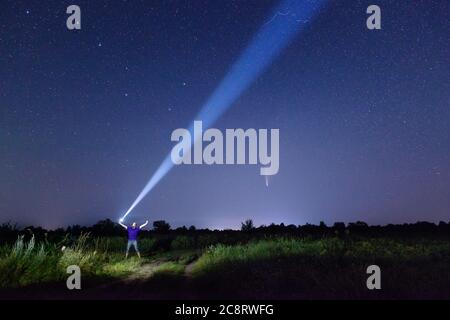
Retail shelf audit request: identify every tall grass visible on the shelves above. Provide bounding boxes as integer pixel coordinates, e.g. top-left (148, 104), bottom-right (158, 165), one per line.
top-left (0, 235), bottom-right (60, 287)
top-left (2, 234), bottom-right (449, 297)
top-left (0, 234), bottom-right (145, 288)
top-left (192, 237), bottom-right (450, 274)
top-left (190, 237), bottom-right (450, 298)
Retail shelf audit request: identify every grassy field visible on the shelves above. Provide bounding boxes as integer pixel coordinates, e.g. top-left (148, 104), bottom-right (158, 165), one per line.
top-left (0, 234), bottom-right (147, 288)
top-left (190, 237), bottom-right (450, 299)
top-left (0, 234), bottom-right (449, 299)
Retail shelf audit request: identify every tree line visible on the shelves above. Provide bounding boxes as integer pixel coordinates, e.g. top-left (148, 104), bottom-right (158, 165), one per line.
top-left (0, 219), bottom-right (449, 244)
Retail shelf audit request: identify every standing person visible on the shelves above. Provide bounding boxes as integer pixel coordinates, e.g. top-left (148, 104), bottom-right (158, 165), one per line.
top-left (118, 220), bottom-right (148, 258)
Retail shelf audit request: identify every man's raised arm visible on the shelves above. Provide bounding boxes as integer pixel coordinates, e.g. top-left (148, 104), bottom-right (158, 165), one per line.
top-left (140, 220), bottom-right (149, 229)
top-left (118, 220), bottom-right (128, 230)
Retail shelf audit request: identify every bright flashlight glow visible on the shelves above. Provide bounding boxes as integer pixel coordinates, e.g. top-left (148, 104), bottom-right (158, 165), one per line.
top-left (121, 0), bottom-right (328, 221)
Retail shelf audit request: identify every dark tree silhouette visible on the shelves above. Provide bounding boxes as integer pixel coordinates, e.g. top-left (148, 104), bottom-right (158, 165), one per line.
top-left (153, 220), bottom-right (171, 233)
top-left (92, 219), bottom-right (122, 236)
top-left (241, 219), bottom-right (254, 232)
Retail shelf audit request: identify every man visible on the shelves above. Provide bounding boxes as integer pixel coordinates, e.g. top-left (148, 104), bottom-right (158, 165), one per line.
top-left (118, 219), bottom-right (148, 258)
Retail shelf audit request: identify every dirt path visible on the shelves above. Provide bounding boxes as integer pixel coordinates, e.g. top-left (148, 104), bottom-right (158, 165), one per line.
top-left (1, 257), bottom-right (201, 300)
top-left (92, 259), bottom-right (165, 291)
top-left (184, 261), bottom-right (197, 277)
top-left (123, 261), bottom-right (163, 282)
top-left (86, 257), bottom-right (199, 299)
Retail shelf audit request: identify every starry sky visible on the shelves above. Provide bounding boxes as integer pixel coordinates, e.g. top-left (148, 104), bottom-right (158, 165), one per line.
top-left (1, 0), bottom-right (449, 229)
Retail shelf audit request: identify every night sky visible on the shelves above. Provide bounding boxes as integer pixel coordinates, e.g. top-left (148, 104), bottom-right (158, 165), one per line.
top-left (1, 0), bottom-right (449, 229)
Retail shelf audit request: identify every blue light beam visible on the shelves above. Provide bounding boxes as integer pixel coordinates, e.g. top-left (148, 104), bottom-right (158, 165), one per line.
top-left (121, 0), bottom-right (327, 221)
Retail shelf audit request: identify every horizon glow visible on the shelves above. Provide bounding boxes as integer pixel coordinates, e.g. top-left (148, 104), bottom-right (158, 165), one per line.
top-left (121, 0), bottom-right (328, 222)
